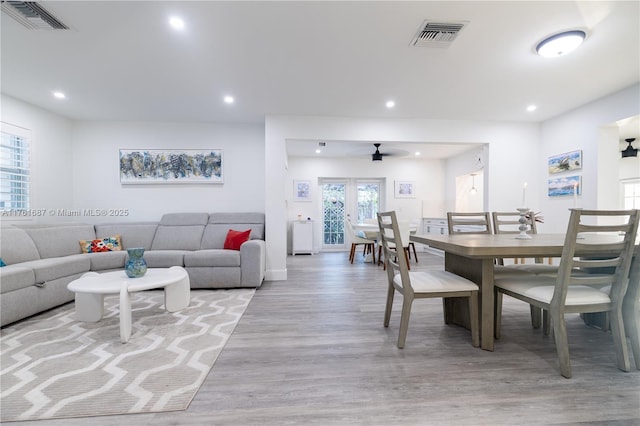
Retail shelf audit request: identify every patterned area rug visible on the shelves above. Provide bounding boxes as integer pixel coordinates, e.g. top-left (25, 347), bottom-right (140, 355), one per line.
top-left (0, 288), bottom-right (254, 422)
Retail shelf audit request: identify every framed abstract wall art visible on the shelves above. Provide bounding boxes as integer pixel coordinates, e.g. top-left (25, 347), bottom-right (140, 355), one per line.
top-left (394, 180), bottom-right (416, 198)
top-left (548, 150), bottom-right (582, 174)
top-left (119, 149), bottom-right (223, 184)
top-left (293, 180), bottom-right (312, 201)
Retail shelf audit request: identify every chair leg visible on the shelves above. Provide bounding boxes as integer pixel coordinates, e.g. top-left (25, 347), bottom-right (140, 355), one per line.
top-left (384, 284), bottom-right (395, 327)
top-left (404, 248), bottom-right (411, 270)
top-left (624, 304), bottom-right (640, 370)
top-left (397, 296), bottom-right (413, 349)
top-left (349, 244), bottom-right (356, 263)
top-left (543, 310), bottom-right (551, 336)
top-left (411, 242), bottom-right (418, 263)
top-left (551, 313), bottom-right (572, 378)
top-left (609, 308), bottom-right (631, 372)
top-left (469, 291), bottom-right (480, 348)
top-left (530, 305), bottom-right (542, 329)
top-left (377, 245), bottom-right (383, 266)
top-left (494, 290), bottom-right (503, 339)
top-left (370, 243), bottom-right (376, 265)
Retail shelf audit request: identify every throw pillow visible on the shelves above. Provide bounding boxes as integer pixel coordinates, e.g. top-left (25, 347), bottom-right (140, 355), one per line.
top-left (223, 229), bottom-right (251, 250)
top-left (79, 235), bottom-right (123, 253)
top-left (0, 258), bottom-right (5, 267)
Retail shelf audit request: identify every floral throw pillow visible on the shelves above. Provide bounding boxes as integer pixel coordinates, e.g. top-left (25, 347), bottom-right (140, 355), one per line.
top-left (79, 235), bottom-right (123, 253)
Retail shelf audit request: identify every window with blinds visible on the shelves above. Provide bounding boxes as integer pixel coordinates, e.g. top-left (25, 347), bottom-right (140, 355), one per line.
top-left (1, 127), bottom-right (30, 211)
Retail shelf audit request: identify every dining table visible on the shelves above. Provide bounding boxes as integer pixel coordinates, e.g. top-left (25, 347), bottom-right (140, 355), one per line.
top-left (409, 232), bottom-right (640, 355)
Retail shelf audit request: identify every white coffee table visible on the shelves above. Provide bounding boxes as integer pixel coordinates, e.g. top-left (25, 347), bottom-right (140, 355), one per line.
top-left (67, 266), bottom-right (190, 343)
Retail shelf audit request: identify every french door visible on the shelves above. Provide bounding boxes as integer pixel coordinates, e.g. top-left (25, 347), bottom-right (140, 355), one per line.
top-left (320, 178), bottom-right (384, 250)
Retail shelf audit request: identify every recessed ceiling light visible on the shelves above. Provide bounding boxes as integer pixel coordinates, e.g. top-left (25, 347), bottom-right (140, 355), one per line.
top-left (527, 105), bottom-right (537, 112)
top-left (385, 100), bottom-right (395, 109)
top-left (53, 91), bottom-right (66, 99)
top-left (415, 151), bottom-right (421, 156)
top-left (169, 17), bottom-right (185, 30)
top-left (536, 30), bottom-right (586, 58)
top-left (223, 96), bottom-right (234, 104)
top-left (315, 149), bottom-right (321, 154)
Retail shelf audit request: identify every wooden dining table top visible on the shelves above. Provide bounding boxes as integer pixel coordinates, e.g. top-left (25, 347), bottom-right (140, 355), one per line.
top-left (410, 233), bottom-right (636, 259)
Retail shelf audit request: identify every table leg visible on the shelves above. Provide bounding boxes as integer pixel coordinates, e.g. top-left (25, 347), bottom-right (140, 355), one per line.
top-left (74, 292), bottom-right (105, 322)
top-left (164, 271), bottom-right (190, 312)
top-left (443, 254), bottom-right (495, 351)
top-left (119, 283), bottom-right (132, 343)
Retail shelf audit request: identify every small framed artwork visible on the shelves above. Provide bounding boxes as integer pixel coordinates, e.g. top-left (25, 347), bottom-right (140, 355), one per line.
top-left (548, 150), bottom-right (582, 174)
top-left (293, 180), bottom-right (312, 202)
top-left (548, 175), bottom-right (581, 197)
top-left (394, 180), bottom-right (416, 198)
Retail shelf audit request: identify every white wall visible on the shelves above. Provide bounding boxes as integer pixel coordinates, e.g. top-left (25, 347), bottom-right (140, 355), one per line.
top-left (1, 95), bottom-right (74, 224)
top-left (540, 83), bottom-right (640, 232)
top-left (286, 155), bottom-right (445, 253)
top-left (70, 121), bottom-right (265, 223)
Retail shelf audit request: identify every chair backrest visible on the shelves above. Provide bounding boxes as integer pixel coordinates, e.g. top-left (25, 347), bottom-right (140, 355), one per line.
top-left (492, 211), bottom-right (537, 235)
top-left (553, 209), bottom-right (640, 308)
top-left (447, 212), bottom-right (493, 234)
top-left (492, 211), bottom-right (539, 264)
top-left (344, 218), bottom-right (356, 240)
top-left (377, 211), bottom-right (413, 295)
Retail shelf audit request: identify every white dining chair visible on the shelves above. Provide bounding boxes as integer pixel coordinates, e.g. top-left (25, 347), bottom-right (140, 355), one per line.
top-left (344, 219), bottom-right (376, 264)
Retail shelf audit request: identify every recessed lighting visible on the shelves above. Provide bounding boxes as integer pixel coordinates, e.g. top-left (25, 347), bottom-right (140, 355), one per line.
top-left (223, 96), bottom-right (234, 104)
top-left (315, 149), bottom-right (322, 154)
top-left (169, 17), bottom-right (185, 30)
top-left (415, 151), bottom-right (421, 156)
top-left (536, 30), bottom-right (586, 58)
top-left (527, 105), bottom-right (537, 112)
top-left (53, 91), bottom-right (66, 99)
top-left (385, 100), bottom-right (395, 109)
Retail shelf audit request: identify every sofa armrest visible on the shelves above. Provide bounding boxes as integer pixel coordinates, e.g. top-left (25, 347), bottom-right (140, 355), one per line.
top-left (240, 239), bottom-right (266, 286)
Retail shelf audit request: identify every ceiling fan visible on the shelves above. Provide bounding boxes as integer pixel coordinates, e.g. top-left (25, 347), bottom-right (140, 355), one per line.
top-left (371, 143), bottom-right (390, 161)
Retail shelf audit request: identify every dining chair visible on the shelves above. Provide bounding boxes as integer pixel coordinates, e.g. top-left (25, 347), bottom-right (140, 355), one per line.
top-left (344, 219), bottom-right (376, 264)
top-left (493, 208), bottom-right (640, 378)
top-left (447, 212), bottom-right (493, 234)
top-left (492, 211), bottom-right (555, 268)
top-left (362, 218), bottom-right (379, 241)
top-left (377, 220), bottom-right (413, 270)
top-left (377, 211), bottom-right (480, 349)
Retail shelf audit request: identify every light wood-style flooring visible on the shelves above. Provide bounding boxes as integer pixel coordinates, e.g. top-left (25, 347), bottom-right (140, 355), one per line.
top-left (6, 251), bottom-right (640, 425)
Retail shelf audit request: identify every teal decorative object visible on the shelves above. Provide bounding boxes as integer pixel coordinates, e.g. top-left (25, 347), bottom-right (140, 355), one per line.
top-left (125, 248), bottom-right (147, 278)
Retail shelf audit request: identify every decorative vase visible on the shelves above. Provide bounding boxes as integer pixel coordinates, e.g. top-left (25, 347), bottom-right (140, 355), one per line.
top-left (125, 247), bottom-right (147, 278)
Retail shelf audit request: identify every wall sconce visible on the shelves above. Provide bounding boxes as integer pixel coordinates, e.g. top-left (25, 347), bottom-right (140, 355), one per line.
top-left (621, 138), bottom-right (638, 158)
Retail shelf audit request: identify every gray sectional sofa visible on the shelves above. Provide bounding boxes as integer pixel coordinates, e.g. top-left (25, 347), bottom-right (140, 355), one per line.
top-left (0, 212), bottom-right (266, 326)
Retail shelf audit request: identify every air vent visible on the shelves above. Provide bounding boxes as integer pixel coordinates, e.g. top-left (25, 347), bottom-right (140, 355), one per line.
top-left (410, 20), bottom-right (467, 48)
top-left (1, 1), bottom-right (68, 30)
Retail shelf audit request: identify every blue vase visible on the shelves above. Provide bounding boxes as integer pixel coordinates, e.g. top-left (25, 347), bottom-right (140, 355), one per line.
top-left (125, 247), bottom-right (147, 278)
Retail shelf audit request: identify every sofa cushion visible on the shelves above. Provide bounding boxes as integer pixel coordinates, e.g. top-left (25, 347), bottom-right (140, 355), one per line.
top-left (184, 249), bottom-right (240, 267)
top-left (142, 250), bottom-right (185, 268)
top-left (159, 212), bottom-right (209, 226)
top-left (18, 255), bottom-right (90, 284)
top-left (95, 223), bottom-right (158, 250)
top-left (0, 227), bottom-right (40, 264)
top-left (151, 225), bottom-right (206, 250)
top-left (0, 265), bottom-right (37, 293)
top-left (79, 235), bottom-right (122, 253)
top-left (208, 212), bottom-right (265, 239)
top-left (22, 225), bottom-right (96, 259)
top-left (224, 229), bottom-right (251, 250)
top-left (87, 251), bottom-right (127, 271)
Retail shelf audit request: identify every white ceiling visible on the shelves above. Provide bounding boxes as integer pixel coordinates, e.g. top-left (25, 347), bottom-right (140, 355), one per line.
top-left (2, 1), bottom-right (639, 158)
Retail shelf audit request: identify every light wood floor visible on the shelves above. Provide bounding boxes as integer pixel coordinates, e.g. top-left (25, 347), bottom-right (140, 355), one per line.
top-left (6, 251), bottom-right (640, 425)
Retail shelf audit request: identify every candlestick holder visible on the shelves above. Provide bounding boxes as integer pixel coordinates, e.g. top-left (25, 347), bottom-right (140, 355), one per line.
top-left (516, 208), bottom-right (532, 239)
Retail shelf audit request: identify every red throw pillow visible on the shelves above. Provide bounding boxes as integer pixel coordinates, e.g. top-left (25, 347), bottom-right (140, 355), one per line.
top-left (223, 229), bottom-right (251, 250)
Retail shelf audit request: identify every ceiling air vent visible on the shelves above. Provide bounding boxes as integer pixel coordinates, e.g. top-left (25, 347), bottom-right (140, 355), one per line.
top-left (1, 1), bottom-right (68, 30)
top-left (410, 20), bottom-right (468, 48)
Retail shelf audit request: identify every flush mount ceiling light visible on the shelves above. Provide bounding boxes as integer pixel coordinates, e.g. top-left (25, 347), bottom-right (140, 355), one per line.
top-left (536, 30), bottom-right (586, 58)
top-left (53, 91), bottom-right (66, 99)
top-left (169, 16), bottom-right (185, 30)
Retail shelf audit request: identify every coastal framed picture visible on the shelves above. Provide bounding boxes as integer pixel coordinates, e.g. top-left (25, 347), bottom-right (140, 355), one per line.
top-left (548, 175), bottom-right (581, 197)
top-left (548, 150), bottom-right (582, 174)
top-left (119, 149), bottom-right (223, 184)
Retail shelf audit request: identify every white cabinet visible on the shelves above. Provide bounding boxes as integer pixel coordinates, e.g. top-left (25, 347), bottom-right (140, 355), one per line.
top-left (292, 220), bottom-right (313, 255)
top-left (422, 218), bottom-right (448, 235)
